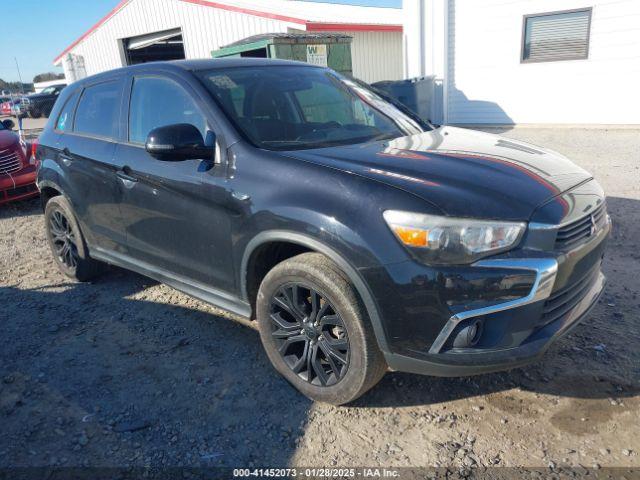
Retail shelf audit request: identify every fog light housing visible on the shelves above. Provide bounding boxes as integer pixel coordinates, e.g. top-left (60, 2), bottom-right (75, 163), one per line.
top-left (452, 318), bottom-right (484, 349)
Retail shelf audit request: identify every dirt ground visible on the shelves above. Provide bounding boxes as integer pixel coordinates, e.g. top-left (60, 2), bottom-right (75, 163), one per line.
top-left (0, 115), bottom-right (47, 132)
top-left (1, 127), bottom-right (639, 474)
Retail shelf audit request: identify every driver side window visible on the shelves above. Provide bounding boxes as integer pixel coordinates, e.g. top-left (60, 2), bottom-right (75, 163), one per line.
top-left (129, 76), bottom-right (207, 145)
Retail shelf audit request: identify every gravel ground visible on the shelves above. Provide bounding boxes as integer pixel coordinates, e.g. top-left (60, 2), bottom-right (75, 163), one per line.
top-left (0, 127), bottom-right (639, 473)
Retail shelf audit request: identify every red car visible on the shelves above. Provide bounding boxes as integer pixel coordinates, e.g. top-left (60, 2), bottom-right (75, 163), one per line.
top-left (0, 99), bottom-right (13, 116)
top-left (0, 119), bottom-right (39, 205)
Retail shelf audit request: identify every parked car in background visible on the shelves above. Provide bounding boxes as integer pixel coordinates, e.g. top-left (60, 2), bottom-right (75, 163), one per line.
top-left (36, 59), bottom-right (609, 404)
top-left (0, 119), bottom-right (39, 205)
top-left (0, 97), bottom-right (27, 118)
top-left (1, 98), bottom-right (16, 117)
top-left (11, 98), bottom-right (28, 119)
top-left (23, 84), bottom-right (66, 118)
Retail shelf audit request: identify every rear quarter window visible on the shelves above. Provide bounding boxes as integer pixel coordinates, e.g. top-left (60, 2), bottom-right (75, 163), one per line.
top-left (55, 91), bottom-right (80, 132)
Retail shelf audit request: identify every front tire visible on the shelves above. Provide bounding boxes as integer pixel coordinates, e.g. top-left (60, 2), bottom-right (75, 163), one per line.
top-left (256, 253), bottom-right (386, 405)
top-left (44, 196), bottom-right (105, 281)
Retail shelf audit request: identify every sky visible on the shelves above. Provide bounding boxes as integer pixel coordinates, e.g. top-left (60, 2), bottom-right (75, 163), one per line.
top-left (0, 0), bottom-right (401, 83)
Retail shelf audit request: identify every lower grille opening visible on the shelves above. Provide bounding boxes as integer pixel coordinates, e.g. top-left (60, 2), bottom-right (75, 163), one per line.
top-left (541, 267), bottom-right (600, 326)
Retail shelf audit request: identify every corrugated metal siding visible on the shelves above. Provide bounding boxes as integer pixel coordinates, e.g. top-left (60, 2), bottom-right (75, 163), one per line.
top-left (60, 0), bottom-right (403, 84)
top-left (348, 31), bottom-right (403, 83)
top-left (447, 0), bottom-right (640, 124)
top-left (302, 30), bottom-right (403, 83)
top-left (63, 0), bottom-right (299, 77)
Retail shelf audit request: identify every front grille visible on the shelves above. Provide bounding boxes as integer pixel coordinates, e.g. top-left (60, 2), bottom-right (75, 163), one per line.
top-left (555, 203), bottom-right (607, 250)
top-left (541, 267), bottom-right (599, 326)
top-left (0, 148), bottom-right (22, 174)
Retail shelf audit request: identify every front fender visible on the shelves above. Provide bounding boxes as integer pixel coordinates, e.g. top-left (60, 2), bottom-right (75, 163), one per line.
top-left (240, 229), bottom-right (392, 353)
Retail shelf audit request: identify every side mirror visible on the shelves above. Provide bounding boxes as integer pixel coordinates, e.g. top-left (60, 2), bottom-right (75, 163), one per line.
top-left (2, 119), bottom-right (15, 130)
top-left (145, 123), bottom-right (214, 162)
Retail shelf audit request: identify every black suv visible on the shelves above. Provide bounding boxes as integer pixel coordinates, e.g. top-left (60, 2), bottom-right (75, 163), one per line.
top-left (23, 84), bottom-right (66, 118)
top-left (36, 59), bottom-right (609, 404)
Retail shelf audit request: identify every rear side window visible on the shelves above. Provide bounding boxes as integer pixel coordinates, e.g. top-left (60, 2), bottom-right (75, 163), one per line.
top-left (55, 91), bottom-right (80, 132)
top-left (74, 81), bottom-right (120, 139)
top-left (128, 76), bottom-right (206, 145)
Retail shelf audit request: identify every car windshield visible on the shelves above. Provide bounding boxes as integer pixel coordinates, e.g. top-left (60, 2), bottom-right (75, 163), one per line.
top-left (41, 87), bottom-right (57, 94)
top-left (196, 66), bottom-right (426, 150)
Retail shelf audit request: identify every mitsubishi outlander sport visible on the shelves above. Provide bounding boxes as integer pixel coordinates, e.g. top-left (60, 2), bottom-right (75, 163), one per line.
top-left (36, 59), bottom-right (610, 404)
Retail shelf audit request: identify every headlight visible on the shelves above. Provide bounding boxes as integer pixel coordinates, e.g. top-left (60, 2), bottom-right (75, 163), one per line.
top-left (383, 210), bottom-right (526, 265)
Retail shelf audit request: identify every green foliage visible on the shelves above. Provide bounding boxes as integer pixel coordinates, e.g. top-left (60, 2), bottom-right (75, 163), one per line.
top-left (0, 78), bottom-right (34, 94)
top-left (33, 72), bottom-right (65, 83)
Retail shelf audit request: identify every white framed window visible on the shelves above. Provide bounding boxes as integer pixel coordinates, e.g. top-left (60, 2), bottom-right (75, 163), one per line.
top-left (521, 8), bottom-right (592, 63)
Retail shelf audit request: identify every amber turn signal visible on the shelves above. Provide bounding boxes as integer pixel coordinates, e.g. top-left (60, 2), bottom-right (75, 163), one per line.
top-left (391, 226), bottom-right (428, 247)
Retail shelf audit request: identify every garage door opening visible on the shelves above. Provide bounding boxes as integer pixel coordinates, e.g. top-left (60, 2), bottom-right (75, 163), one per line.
top-left (124, 28), bottom-right (185, 65)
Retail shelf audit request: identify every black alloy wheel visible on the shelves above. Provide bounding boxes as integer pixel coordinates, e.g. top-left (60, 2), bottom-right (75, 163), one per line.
top-left (269, 283), bottom-right (350, 387)
top-left (48, 209), bottom-right (79, 269)
top-left (256, 252), bottom-right (387, 404)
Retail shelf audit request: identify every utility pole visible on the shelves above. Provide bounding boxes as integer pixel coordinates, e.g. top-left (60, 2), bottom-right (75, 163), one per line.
top-left (14, 57), bottom-right (25, 94)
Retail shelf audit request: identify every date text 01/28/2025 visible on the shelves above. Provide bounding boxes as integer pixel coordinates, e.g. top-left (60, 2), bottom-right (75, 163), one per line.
top-left (233, 468), bottom-right (400, 478)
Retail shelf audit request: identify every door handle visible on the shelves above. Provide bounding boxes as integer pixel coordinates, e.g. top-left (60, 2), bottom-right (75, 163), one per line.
top-left (116, 167), bottom-right (138, 187)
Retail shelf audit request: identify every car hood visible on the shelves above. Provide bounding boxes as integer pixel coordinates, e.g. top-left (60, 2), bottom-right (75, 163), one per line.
top-left (0, 130), bottom-right (18, 150)
top-left (281, 126), bottom-right (592, 221)
top-left (25, 93), bottom-right (52, 100)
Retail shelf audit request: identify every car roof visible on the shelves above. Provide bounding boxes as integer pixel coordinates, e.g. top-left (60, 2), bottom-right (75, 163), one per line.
top-left (72, 58), bottom-right (317, 87)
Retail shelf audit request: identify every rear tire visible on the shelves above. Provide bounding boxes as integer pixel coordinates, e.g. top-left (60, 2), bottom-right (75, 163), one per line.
top-left (29, 110), bottom-right (41, 119)
top-left (256, 252), bottom-right (386, 405)
top-left (44, 196), bottom-right (105, 282)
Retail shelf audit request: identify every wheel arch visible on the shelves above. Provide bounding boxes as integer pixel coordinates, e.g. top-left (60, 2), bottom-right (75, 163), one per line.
top-left (241, 230), bottom-right (390, 353)
top-left (37, 179), bottom-right (65, 210)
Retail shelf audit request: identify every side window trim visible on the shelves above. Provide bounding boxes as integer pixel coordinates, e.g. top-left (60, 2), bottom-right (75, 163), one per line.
top-left (126, 73), bottom-right (209, 146)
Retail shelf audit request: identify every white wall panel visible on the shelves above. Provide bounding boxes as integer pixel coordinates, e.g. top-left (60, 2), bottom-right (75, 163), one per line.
top-left (446, 0), bottom-right (640, 125)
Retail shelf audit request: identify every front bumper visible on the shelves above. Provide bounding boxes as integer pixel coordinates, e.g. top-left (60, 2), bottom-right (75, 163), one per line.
top-left (0, 165), bottom-right (38, 205)
top-left (362, 210), bottom-right (610, 377)
top-left (383, 267), bottom-right (605, 377)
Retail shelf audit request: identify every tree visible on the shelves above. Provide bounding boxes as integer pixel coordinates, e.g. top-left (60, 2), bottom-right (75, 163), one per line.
top-left (0, 78), bottom-right (33, 94)
top-left (33, 72), bottom-right (65, 83)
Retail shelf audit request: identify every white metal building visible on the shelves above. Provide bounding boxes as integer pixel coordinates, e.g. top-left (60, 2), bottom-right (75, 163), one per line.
top-left (404, 0), bottom-right (640, 125)
top-left (53, 0), bottom-right (404, 84)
